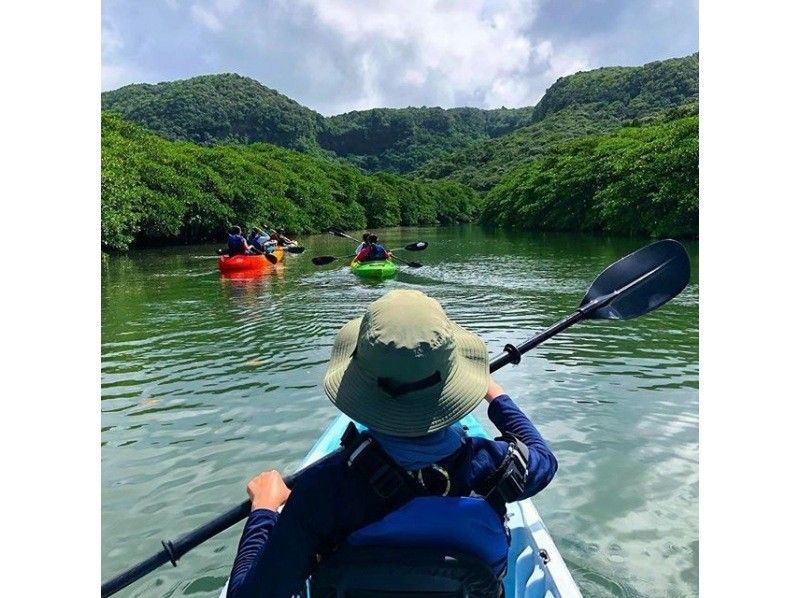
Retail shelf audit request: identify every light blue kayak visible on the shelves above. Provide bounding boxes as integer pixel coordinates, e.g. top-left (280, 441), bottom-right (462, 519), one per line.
top-left (219, 413), bottom-right (582, 597)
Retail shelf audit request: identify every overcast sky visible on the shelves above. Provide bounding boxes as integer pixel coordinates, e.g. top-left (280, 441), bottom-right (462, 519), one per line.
top-left (102, 0), bottom-right (698, 116)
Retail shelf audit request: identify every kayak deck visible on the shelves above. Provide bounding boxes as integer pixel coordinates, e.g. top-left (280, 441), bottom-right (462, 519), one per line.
top-left (350, 259), bottom-right (398, 280)
top-left (218, 413), bottom-right (581, 597)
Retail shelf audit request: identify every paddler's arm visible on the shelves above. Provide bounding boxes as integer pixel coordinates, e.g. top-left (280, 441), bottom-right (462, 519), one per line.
top-left (227, 456), bottom-right (366, 598)
top-left (227, 471), bottom-right (291, 597)
top-left (485, 380), bottom-right (558, 499)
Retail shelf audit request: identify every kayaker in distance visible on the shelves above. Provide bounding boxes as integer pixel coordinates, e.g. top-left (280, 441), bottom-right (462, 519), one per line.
top-left (354, 232), bottom-right (370, 255)
top-left (227, 226), bottom-right (253, 256)
top-left (269, 228), bottom-right (295, 247)
top-left (354, 233), bottom-right (392, 262)
top-left (226, 289), bottom-right (558, 598)
top-left (247, 228), bottom-right (266, 253)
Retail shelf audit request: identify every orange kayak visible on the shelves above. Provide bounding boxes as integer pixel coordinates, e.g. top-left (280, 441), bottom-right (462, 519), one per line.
top-left (218, 248), bottom-right (284, 274)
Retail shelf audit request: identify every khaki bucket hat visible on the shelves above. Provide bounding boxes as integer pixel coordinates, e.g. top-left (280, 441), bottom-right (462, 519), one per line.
top-left (323, 289), bottom-right (490, 437)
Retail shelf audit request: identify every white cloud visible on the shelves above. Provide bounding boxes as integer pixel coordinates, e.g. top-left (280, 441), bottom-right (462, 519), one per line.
top-left (296, 0), bottom-right (545, 109)
top-left (191, 4), bottom-right (223, 32)
top-left (101, 0), bottom-right (698, 111)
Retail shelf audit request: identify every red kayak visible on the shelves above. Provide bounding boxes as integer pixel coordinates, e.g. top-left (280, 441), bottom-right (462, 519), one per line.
top-left (218, 248), bottom-right (285, 274)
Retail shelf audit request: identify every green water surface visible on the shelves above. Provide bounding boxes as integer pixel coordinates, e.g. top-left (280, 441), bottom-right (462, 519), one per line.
top-left (102, 226), bottom-right (698, 597)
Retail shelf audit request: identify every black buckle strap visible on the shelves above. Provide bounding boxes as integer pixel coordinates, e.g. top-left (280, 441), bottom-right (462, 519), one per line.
top-left (477, 434), bottom-right (530, 512)
top-left (341, 424), bottom-right (422, 509)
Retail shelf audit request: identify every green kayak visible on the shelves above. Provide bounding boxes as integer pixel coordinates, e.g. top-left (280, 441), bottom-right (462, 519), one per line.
top-left (351, 259), bottom-right (398, 280)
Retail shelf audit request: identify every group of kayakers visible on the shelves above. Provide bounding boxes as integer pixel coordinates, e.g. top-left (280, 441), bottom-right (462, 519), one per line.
top-left (226, 226), bottom-right (296, 256)
top-left (354, 232), bottom-right (392, 262)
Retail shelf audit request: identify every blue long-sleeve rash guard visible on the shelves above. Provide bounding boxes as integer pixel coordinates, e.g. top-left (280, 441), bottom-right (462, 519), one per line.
top-left (227, 395), bottom-right (557, 598)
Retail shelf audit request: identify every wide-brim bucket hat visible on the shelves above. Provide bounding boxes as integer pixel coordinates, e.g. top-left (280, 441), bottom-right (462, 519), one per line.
top-left (323, 289), bottom-right (489, 437)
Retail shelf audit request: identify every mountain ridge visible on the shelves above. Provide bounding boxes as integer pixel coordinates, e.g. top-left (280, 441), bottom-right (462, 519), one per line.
top-left (102, 53), bottom-right (698, 182)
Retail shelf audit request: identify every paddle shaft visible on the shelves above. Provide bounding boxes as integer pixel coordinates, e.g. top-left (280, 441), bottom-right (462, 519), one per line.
top-left (101, 504), bottom-right (249, 597)
top-left (489, 259), bottom-right (667, 372)
top-left (100, 462), bottom-right (317, 597)
top-left (390, 255), bottom-right (421, 268)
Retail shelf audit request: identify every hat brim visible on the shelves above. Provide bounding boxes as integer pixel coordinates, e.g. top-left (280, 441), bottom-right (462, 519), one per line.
top-left (323, 317), bottom-right (490, 437)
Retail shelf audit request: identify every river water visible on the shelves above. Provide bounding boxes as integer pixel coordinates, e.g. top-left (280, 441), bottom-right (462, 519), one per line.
top-left (101, 226), bottom-right (698, 598)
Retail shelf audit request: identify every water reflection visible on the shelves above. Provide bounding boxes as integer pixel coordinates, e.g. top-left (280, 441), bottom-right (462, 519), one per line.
top-left (102, 227), bottom-right (698, 598)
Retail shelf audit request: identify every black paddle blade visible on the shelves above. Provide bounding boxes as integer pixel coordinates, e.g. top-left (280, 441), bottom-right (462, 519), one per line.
top-left (404, 242), bottom-right (428, 251)
top-left (328, 228), bottom-right (352, 239)
top-left (312, 256), bottom-right (337, 266)
top-left (285, 245), bottom-right (305, 254)
top-left (265, 253), bottom-right (278, 264)
top-left (580, 239), bottom-right (690, 320)
top-left (405, 261), bottom-right (423, 268)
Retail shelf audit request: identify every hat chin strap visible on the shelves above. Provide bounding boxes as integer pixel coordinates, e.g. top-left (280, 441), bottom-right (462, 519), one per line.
top-left (377, 371), bottom-right (442, 398)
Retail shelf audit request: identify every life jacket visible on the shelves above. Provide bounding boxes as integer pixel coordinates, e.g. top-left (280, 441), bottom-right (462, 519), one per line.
top-left (247, 233), bottom-right (262, 248)
top-left (227, 234), bottom-right (246, 255)
top-left (334, 423), bottom-right (529, 574)
top-left (367, 243), bottom-right (387, 261)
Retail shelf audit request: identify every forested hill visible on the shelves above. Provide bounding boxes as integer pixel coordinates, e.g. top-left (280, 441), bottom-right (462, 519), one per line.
top-left (103, 77), bottom-right (538, 173)
top-left (413, 54), bottom-right (699, 190)
top-left (318, 106), bottom-right (536, 173)
top-left (102, 54), bottom-right (698, 179)
top-left (101, 74), bottom-right (325, 153)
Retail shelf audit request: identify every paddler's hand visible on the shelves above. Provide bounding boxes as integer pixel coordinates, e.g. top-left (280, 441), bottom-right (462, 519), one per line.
top-left (484, 378), bottom-right (505, 402)
top-left (247, 470), bottom-right (291, 512)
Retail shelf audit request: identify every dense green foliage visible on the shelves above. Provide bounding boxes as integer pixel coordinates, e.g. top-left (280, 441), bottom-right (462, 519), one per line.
top-left (319, 106), bottom-right (536, 173)
top-left (414, 55), bottom-right (699, 190)
top-left (103, 77), bottom-right (538, 174)
top-left (103, 55), bottom-right (698, 184)
top-left (101, 74), bottom-right (325, 152)
top-left (102, 54), bottom-right (699, 247)
top-left (481, 116), bottom-right (698, 237)
top-left (101, 113), bottom-right (480, 250)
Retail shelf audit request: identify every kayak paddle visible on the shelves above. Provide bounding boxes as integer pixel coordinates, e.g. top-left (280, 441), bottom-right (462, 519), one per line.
top-left (328, 228), bottom-right (359, 242)
top-left (99, 457), bottom-right (335, 598)
top-left (329, 229), bottom-right (427, 253)
top-left (101, 238), bottom-right (690, 597)
top-left (489, 239), bottom-right (690, 371)
top-left (312, 254), bottom-right (356, 266)
top-left (216, 249), bottom-right (278, 264)
top-left (313, 243), bottom-right (426, 265)
top-left (392, 256), bottom-right (423, 268)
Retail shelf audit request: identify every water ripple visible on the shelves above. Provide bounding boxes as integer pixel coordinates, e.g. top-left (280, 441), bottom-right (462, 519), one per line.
top-left (102, 228), bottom-right (698, 598)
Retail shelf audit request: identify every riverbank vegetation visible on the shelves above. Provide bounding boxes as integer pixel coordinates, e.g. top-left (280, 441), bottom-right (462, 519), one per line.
top-left (101, 113), bottom-right (479, 250)
top-left (480, 116), bottom-right (698, 237)
top-left (101, 53), bottom-right (699, 249)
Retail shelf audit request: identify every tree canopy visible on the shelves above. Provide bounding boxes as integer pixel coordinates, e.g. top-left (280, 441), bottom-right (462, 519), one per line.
top-left (101, 53), bottom-right (699, 248)
top-left (480, 115), bottom-right (698, 238)
top-left (101, 113), bottom-right (480, 250)
top-left (103, 55), bottom-right (698, 183)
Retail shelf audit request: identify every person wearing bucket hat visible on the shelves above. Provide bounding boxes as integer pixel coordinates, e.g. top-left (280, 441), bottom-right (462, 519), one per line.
top-left (227, 290), bottom-right (558, 598)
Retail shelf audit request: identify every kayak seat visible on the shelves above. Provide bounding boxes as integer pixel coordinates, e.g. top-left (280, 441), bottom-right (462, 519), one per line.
top-left (310, 497), bottom-right (508, 597)
top-left (310, 546), bottom-right (501, 598)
